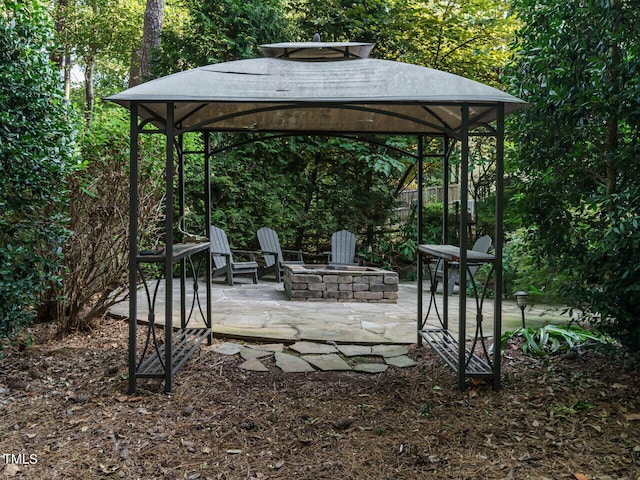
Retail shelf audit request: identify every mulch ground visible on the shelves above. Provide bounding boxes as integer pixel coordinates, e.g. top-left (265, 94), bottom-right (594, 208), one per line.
top-left (0, 316), bottom-right (639, 480)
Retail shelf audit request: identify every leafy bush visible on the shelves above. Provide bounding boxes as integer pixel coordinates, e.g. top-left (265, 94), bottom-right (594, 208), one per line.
top-left (506, 0), bottom-right (640, 352)
top-left (502, 324), bottom-right (616, 355)
top-left (562, 190), bottom-right (640, 352)
top-left (56, 106), bottom-right (165, 332)
top-left (0, 0), bottom-right (78, 342)
top-left (362, 202), bottom-right (443, 278)
top-left (502, 228), bottom-right (574, 304)
top-left (188, 135), bottom-right (404, 254)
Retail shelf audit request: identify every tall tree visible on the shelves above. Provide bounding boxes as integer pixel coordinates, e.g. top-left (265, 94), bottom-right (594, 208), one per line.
top-left (289, 0), bottom-right (515, 84)
top-left (52, 0), bottom-right (143, 120)
top-left (155, 0), bottom-right (292, 73)
top-left (129, 0), bottom-right (164, 86)
top-left (50, 0), bottom-right (72, 98)
top-left (507, 0), bottom-right (640, 351)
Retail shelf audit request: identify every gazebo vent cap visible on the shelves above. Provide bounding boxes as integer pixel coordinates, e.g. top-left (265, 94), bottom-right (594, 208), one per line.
top-left (259, 40), bottom-right (375, 61)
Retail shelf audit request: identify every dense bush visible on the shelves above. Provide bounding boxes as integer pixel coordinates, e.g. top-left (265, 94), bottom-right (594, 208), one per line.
top-left (0, 0), bottom-right (78, 342)
top-left (507, 0), bottom-right (640, 351)
top-left (56, 106), bottom-right (165, 332)
top-left (188, 135), bottom-right (405, 255)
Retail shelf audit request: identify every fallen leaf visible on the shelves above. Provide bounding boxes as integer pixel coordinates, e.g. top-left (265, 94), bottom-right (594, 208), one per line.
top-left (624, 413), bottom-right (640, 422)
top-left (115, 395), bottom-right (143, 403)
top-left (2, 464), bottom-right (21, 477)
top-left (181, 439), bottom-right (195, 449)
top-left (269, 460), bottom-right (285, 469)
top-left (612, 383), bottom-right (628, 389)
top-left (574, 473), bottom-right (589, 480)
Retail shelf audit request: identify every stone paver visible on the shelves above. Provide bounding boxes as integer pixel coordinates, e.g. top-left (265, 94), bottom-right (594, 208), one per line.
top-left (290, 341), bottom-right (338, 354)
top-left (361, 321), bottom-right (386, 334)
top-left (353, 363), bottom-right (389, 373)
top-left (336, 345), bottom-right (372, 357)
top-left (239, 358), bottom-right (269, 372)
top-left (302, 354), bottom-right (352, 371)
top-left (384, 355), bottom-right (417, 368)
top-left (274, 352), bottom-right (315, 373)
top-left (112, 281), bottom-right (565, 347)
top-left (371, 345), bottom-right (409, 357)
top-left (213, 342), bottom-right (243, 355)
top-left (247, 343), bottom-right (285, 352)
top-left (240, 347), bottom-right (274, 360)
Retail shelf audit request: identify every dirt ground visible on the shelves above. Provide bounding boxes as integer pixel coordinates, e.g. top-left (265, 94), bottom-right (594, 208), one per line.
top-left (0, 316), bottom-right (639, 480)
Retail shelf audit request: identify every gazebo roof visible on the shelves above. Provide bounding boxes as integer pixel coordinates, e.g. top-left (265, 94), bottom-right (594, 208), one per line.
top-left (106, 42), bottom-right (525, 135)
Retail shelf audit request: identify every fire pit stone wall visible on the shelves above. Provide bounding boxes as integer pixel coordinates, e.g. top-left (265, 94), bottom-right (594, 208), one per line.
top-left (284, 265), bottom-right (398, 303)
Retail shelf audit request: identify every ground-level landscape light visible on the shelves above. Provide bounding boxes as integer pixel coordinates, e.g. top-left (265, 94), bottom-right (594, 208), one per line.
top-left (513, 291), bottom-right (529, 328)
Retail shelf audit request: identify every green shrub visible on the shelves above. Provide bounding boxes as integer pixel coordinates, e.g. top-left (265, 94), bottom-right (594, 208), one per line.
top-left (502, 324), bottom-right (616, 355)
top-left (0, 0), bottom-right (78, 342)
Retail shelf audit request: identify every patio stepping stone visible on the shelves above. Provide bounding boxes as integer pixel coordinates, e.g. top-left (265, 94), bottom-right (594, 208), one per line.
top-left (240, 347), bottom-right (274, 360)
top-left (353, 363), bottom-right (388, 373)
top-left (247, 343), bottom-right (285, 352)
top-left (302, 354), bottom-right (352, 371)
top-left (371, 344), bottom-right (409, 358)
top-left (361, 321), bottom-right (386, 334)
top-left (384, 355), bottom-right (417, 368)
top-left (289, 341), bottom-right (338, 355)
top-left (213, 342), bottom-right (243, 355)
top-left (336, 344), bottom-right (372, 357)
top-left (274, 352), bottom-right (315, 373)
top-left (239, 358), bottom-right (269, 372)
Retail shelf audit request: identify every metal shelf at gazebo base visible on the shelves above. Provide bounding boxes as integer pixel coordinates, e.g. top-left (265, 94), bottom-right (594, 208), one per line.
top-left (135, 327), bottom-right (211, 379)
top-left (131, 242), bottom-right (212, 393)
top-left (419, 328), bottom-right (493, 379)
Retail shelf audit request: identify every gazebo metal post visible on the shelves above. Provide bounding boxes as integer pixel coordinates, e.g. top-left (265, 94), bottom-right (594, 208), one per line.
top-left (417, 136), bottom-right (424, 346)
top-left (204, 132), bottom-right (213, 344)
top-left (164, 102), bottom-right (175, 393)
top-left (458, 104), bottom-right (470, 390)
top-left (178, 134), bottom-right (187, 328)
top-left (442, 135), bottom-right (450, 331)
top-left (493, 103), bottom-right (505, 390)
top-left (128, 102), bottom-right (139, 395)
top-left (443, 135), bottom-right (450, 245)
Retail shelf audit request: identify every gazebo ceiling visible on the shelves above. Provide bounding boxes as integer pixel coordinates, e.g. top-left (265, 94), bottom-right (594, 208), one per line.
top-left (106, 42), bottom-right (525, 135)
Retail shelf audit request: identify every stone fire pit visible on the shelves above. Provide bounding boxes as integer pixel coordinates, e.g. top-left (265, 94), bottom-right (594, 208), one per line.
top-left (284, 265), bottom-right (398, 303)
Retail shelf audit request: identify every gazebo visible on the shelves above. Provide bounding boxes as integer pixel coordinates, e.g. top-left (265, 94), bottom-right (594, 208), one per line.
top-left (106, 40), bottom-right (526, 393)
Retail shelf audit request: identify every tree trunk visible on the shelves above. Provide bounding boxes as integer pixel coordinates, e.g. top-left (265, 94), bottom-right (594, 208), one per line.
top-left (84, 54), bottom-right (95, 126)
top-left (64, 53), bottom-right (71, 100)
top-left (296, 155), bottom-right (319, 249)
top-left (50, 0), bottom-right (68, 67)
top-left (130, 0), bottom-right (165, 87)
top-left (605, 37), bottom-right (621, 197)
top-left (605, 116), bottom-right (618, 196)
top-left (51, 0), bottom-right (71, 99)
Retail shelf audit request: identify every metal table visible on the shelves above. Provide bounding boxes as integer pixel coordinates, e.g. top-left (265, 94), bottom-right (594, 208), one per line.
top-left (129, 242), bottom-right (212, 393)
top-left (417, 244), bottom-right (497, 385)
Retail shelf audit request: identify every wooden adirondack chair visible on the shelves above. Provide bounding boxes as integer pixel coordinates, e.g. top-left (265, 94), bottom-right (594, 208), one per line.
top-left (435, 235), bottom-right (492, 296)
top-left (256, 227), bottom-right (305, 282)
top-left (327, 230), bottom-right (361, 266)
top-left (209, 226), bottom-right (259, 286)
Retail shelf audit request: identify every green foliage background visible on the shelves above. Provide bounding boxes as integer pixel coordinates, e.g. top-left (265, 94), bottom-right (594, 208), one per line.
top-left (506, 0), bottom-right (640, 350)
top-left (0, 0), bottom-right (78, 341)
top-left (9, 0), bottom-right (640, 354)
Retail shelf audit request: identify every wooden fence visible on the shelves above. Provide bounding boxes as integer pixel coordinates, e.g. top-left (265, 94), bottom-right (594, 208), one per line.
top-left (394, 185), bottom-right (460, 221)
